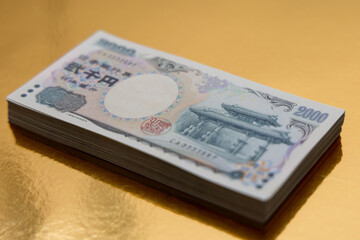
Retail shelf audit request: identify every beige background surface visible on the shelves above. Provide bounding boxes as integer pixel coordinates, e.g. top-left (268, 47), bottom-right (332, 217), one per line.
top-left (0, 0), bottom-right (359, 239)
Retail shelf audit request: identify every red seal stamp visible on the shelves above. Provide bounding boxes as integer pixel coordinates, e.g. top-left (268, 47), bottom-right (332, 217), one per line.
top-left (141, 117), bottom-right (172, 136)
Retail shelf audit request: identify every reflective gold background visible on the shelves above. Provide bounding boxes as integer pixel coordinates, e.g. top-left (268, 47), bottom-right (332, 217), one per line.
top-left (1, 0), bottom-right (359, 239)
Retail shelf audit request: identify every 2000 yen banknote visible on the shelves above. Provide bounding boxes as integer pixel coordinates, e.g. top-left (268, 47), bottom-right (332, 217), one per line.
top-left (7, 31), bottom-right (344, 200)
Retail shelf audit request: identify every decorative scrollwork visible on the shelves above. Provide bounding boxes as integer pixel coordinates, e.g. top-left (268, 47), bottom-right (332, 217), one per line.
top-left (245, 88), bottom-right (297, 112)
top-left (147, 57), bottom-right (200, 75)
top-left (286, 118), bottom-right (317, 142)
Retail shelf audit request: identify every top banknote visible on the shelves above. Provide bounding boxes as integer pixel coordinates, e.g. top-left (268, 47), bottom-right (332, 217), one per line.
top-left (7, 31), bottom-right (344, 200)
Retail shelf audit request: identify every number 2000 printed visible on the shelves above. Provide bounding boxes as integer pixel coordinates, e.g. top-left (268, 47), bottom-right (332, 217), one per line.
top-left (293, 106), bottom-right (328, 123)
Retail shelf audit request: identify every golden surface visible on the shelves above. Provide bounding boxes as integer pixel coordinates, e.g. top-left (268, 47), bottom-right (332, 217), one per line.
top-left (0, 0), bottom-right (359, 239)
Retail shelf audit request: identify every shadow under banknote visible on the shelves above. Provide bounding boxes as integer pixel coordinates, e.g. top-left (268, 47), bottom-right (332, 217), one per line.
top-left (10, 124), bottom-right (343, 240)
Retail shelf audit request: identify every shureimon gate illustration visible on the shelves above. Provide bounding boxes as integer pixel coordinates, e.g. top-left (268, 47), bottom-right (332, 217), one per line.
top-left (178, 103), bottom-right (293, 164)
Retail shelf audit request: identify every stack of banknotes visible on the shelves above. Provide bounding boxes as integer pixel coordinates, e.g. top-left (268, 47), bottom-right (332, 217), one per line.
top-left (7, 31), bottom-right (344, 228)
